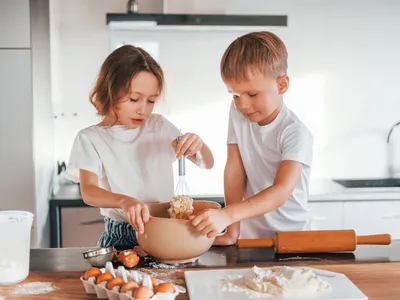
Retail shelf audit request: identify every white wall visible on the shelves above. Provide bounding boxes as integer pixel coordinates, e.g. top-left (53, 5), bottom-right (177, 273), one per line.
top-left (51, 0), bottom-right (400, 196)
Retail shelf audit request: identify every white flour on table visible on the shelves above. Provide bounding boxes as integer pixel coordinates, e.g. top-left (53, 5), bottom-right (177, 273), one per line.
top-left (145, 261), bottom-right (179, 269)
top-left (11, 282), bottom-right (55, 295)
top-left (220, 275), bottom-right (271, 298)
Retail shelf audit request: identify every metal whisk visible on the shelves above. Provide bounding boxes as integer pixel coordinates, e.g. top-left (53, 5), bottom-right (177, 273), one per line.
top-left (174, 136), bottom-right (191, 197)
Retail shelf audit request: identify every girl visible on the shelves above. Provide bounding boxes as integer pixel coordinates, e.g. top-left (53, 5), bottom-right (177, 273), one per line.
top-left (65, 45), bottom-right (214, 248)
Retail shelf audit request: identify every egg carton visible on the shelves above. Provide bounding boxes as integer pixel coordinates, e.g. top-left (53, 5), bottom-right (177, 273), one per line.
top-left (80, 262), bottom-right (186, 300)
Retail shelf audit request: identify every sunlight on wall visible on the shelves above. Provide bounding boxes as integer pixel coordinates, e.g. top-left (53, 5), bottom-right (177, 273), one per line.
top-left (285, 72), bottom-right (328, 179)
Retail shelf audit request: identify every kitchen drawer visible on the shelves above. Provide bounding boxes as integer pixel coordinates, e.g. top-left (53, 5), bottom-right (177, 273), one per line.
top-left (307, 202), bottom-right (344, 230)
top-left (343, 201), bottom-right (400, 239)
top-left (61, 207), bottom-right (105, 247)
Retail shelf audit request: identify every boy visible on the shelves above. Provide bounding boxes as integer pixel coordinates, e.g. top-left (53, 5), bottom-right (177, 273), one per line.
top-left (190, 31), bottom-right (313, 244)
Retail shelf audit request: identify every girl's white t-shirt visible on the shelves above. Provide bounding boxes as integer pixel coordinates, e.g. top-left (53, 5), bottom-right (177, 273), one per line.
top-left (227, 102), bottom-right (314, 239)
top-left (65, 114), bottom-right (181, 221)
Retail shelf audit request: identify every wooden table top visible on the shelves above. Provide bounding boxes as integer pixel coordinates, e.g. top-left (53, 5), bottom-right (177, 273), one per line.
top-left (1, 262), bottom-right (400, 299)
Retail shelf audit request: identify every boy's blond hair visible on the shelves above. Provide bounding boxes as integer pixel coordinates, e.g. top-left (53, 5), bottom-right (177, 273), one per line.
top-left (220, 31), bottom-right (288, 81)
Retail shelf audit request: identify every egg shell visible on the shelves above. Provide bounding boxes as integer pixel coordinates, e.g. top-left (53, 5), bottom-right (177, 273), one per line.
top-left (121, 281), bottom-right (139, 293)
top-left (151, 277), bottom-right (160, 287)
top-left (106, 277), bottom-right (125, 290)
top-left (155, 282), bottom-right (175, 294)
top-left (134, 286), bottom-right (154, 299)
top-left (84, 267), bottom-right (102, 281)
top-left (118, 249), bottom-right (136, 262)
top-left (121, 253), bottom-right (140, 268)
top-left (96, 272), bottom-right (114, 284)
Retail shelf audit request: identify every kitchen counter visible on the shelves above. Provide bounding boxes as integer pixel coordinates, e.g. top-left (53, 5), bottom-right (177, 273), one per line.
top-left (0, 244), bottom-right (399, 299)
top-left (49, 182), bottom-right (400, 248)
top-left (30, 241), bottom-right (400, 272)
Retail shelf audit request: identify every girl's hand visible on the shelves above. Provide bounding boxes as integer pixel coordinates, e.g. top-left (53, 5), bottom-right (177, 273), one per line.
top-left (119, 197), bottom-right (150, 235)
top-left (175, 133), bottom-right (203, 158)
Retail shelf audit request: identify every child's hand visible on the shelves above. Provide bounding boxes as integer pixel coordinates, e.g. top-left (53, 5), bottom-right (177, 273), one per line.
top-left (213, 223), bottom-right (239, 246)
top-left (213, 233), bottom-right (236, 246)
top-left (175, 133), bottom-right (203, 158)
top-left (120, 197), bottom-right (150, 235)
top-left (189, 209), bottom-right (231, 238)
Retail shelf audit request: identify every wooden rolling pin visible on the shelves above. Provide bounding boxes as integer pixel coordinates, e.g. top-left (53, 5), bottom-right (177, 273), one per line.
top-left (236, 230), bottom-right (391, 253)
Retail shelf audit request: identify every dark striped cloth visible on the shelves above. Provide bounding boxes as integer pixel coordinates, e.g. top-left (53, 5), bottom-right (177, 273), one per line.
top-left (98, 218), bottom-right (138, 248)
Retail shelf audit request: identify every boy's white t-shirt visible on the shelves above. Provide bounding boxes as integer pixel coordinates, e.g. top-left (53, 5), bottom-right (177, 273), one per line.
top-left (65, 114), bottom-right (181, 221)
top-left (227, 102), bottom-right (314, 239)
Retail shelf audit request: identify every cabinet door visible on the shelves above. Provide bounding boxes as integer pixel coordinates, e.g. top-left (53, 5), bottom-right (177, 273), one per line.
top-left (344, 201), bottom-right (400, 239)
top-left (61, 207), bottom-right (105, 247)
top-left (308, 202), bottom-right (344, 230)
top-left (0, 0), bottom-right (31, 48)
top-left (0, 50), bottom-right (34, 212)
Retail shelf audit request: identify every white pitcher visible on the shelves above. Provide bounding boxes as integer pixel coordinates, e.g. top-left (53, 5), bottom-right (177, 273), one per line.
top-left (0, 211), bottom-right (34, 285)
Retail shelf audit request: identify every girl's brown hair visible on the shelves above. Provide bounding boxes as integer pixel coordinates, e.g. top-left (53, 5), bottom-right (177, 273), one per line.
top-left (89, 45), bottom-right (164, 116)
top-left (220, 31), bottom-right (288, 82)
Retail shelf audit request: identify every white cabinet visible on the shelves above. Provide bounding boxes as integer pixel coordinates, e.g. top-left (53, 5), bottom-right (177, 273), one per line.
top-left (0, 0), bottom-right (31, 48)
top-left (343, 201), bottom-right (400, 239)
top-left (308, 202), bottom-right (344, 230)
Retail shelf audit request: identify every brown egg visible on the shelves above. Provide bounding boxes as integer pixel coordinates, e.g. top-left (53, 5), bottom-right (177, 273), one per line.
top-left (83, 267), bottom-right (102, 280)
top-left (121, 252), bottom-right (140, 268)
top-left (120, 281), bottom-right (139, 293)
top-left (133, 286), bottom-right (154, 299)
top-left (118, 249), bottom-right (136, 262)
top-left (151, 277), bottom-right (159, 287)
top-left (106, 277), bottom-right (125, 290)
top-left (96, 272), bottom-right (114, 284)
top-left (155, 282), bottom-right (175, 294)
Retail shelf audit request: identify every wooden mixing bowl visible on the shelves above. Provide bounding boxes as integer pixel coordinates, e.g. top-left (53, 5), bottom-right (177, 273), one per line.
top-left (136, 200), bottom-right (222, 264)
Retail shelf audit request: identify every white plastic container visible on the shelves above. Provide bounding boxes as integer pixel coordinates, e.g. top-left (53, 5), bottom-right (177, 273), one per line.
top-left (0, 211), bottom-right (34, 285)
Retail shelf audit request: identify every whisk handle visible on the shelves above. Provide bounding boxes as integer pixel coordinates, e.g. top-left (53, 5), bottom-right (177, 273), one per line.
top-left (179, 156), bottom-right (185, 176)
top-left (177, 136), bottom-right (186, 176)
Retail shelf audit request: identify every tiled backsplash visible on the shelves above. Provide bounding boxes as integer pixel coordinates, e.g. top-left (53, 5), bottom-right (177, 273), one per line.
top-left (51, 0), bottom-right (400, 196)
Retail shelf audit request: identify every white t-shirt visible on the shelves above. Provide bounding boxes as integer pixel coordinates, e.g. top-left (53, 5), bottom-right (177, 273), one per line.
top-left (65, 114), bottom-right (181, 221)
top-left (227, 102), bottom-right (314, 239)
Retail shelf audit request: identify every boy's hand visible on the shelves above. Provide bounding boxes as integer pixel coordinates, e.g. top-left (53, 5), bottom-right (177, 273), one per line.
top-left (213, 233), bottom-right (235, 246)
top-left (175, 133), bottom-right (203, 157)
top-left (189, 209), bottom-right (232, 238)
top-left (119, 197), bottom-right (150, 235)
top-left (213, 223), bottom-right (239, 246)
